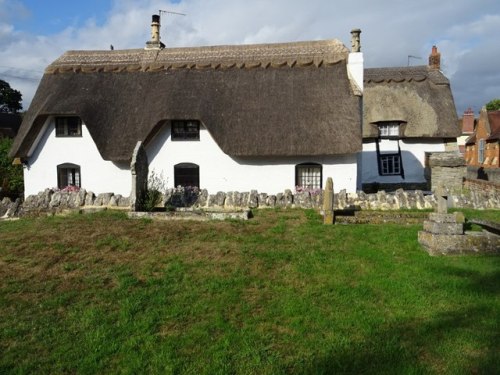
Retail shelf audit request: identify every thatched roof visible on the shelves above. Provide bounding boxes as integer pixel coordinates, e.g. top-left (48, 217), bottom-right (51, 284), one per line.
top-left (11, 39), bottom-right (362, 161)
top-left (363, 66), bottom-right (460, 138)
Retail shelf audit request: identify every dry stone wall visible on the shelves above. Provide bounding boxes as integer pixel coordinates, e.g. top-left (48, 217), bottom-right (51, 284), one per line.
top-left (1, 185), bottom-right (498, 219)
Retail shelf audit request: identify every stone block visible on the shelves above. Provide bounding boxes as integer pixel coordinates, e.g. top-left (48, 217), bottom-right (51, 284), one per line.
top-left (418, 231), bottom-right (465, 255)
top-left (428, 213), bottom-right (459, 223)
top-left (249, 190), bottom-right (259, 208)
top-left (423, 220), bottom-right (463, 235)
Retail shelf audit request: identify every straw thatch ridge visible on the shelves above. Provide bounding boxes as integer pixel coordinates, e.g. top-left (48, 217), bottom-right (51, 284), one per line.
top-left (363, 66), bottom-right (459, 138)
top-left (11, 40), bottom-right (362, 161)
top-left (45, 39), bottom-right (349, 74)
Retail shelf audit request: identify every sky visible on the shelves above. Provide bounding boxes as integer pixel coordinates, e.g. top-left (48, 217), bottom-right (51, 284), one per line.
top-left (0, 0), bottom-right (499, 116)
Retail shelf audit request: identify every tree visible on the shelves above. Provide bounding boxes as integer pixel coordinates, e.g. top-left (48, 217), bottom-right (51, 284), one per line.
top-left (0, 79), bottom-right (22, 113)
top-left (485, 98), bottom-right (500, 111)
top-left (0, 137), bottom-right (24, 198)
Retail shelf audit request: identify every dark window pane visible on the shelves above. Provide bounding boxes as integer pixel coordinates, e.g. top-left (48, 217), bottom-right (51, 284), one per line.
top-left (174, 163), bottom-right (199, 188)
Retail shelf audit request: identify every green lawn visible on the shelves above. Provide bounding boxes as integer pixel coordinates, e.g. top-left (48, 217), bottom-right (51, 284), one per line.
top-left (0, 209), bottom-right (499, 374)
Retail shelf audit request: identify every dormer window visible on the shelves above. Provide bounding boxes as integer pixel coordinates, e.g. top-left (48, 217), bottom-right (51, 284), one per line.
top-left (56, 117), bottom-right (82, 137)
top-left (171, 120), bottom-right (200, 141)
top-left (378, 122), bottom-right (400, 137)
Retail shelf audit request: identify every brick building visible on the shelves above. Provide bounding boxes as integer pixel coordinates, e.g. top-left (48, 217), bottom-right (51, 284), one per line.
top-left (465, 108), bottom-right (500, 168)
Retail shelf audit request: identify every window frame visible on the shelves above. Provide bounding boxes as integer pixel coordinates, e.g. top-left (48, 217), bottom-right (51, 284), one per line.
top-left (57, 163), bottom-right (81, 189)
top-left (171, 120), bottom-right (200, 141)
top-left (174, 162), bottom-right (200, 188)
top-left (295, 163), bottom-right (323, 190)
top-left (378, 153), bottom-right (402, 176)
top-left (55, 117), bottom-right (82, 137)
top-left (378, 122), bottom-right (400, 138)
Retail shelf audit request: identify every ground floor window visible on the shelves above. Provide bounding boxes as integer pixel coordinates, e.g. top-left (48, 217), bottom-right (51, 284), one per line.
top-left (57, 163), bottom-right (81, 188)
top-left (379, 154), bottom-right (401, 175)
top-left (295, 163), bottom-right (322, 189)
top-left (174, 163), bottom-right (199, 188)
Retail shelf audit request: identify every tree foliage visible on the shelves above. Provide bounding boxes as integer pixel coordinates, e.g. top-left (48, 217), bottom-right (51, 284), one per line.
top-left (0, 79), bottom-right (22, 113)
top-left (485, 98), bottom-right (500, 111)
top-left (0, 137), bottom-right (24, 198)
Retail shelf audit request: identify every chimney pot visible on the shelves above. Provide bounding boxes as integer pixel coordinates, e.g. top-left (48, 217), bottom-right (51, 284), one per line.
top-left (428, 45), bottom-right (441, 70)
top-left (350, 29), bottom-right (361, 52)
top-left (145, 14), bottom-right (165, 50)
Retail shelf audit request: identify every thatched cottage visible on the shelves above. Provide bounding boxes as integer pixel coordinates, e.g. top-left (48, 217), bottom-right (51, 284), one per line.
top-left (10, 16), bottom-right (364, 197)
top-left (361, 46), bottom-right (460, 191)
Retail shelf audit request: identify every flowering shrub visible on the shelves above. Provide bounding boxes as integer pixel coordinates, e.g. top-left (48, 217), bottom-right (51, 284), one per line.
top-left (57, 185), bottom-right (81, 193)
top-left (295, 186), bottom-right (322, 196)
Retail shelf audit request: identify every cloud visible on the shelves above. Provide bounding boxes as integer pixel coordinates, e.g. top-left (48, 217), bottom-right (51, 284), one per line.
top-left (0, 0), bottom-right (499, 115)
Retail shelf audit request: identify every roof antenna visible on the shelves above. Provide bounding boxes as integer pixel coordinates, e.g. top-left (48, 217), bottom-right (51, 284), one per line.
top-left (159, 9), bottom-right (186, 45)
top-left (408, 55), bottom-right (422, 66)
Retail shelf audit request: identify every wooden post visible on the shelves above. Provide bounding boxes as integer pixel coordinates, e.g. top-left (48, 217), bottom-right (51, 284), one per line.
top-left (323, 177), bottom-right (334, 224)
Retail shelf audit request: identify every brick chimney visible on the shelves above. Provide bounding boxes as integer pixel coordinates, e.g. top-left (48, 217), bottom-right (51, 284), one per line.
top-left (462, 107), bottom-right (475, 134)
top-left (428, 45), bottom-right (441, 70)
top-left (145, 14), bottom-right (165, 50)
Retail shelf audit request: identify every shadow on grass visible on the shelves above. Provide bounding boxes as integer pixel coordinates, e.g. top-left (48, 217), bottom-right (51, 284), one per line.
top-left (304, 263), bottom-right (500, 374)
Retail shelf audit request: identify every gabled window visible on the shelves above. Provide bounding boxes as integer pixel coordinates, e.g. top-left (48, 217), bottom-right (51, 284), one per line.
top-left (379, 154), bottom-right (401, 175)
top-left (56, 117), bottom-right (82, 137)
top-left (478, 139), bottom-right (485, 164)
top-left (378, 122), bottom-right (400, 137)
top-left (295, 163), bottom-right (322, 189)
top-left (171, 120), bottom-right (200, 140)
top-left (57, 163), bottom-right (81, 188)
top-left (174, 163), bottom-right (199, 188)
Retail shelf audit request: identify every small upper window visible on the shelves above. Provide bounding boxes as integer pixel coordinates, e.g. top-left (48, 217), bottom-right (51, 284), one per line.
top-left (378, 122), bottom-right (400, 137)
top-left (56, 117), bottom-right (82, 137)
top-left (171, 120), bottom-right (200, 141)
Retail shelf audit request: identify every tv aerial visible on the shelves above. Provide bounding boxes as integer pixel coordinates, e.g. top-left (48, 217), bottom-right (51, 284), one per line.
top-left (158, 10), bottom-right (186, 45)
top-left (407, 55), bottom-right (422, 66)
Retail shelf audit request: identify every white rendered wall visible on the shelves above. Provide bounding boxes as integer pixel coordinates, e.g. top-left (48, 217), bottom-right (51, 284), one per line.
top-left (361, 139), bottom-right (446, 184)
top-left (24, 118), bottom-right (131, 197)
top-left (347, 52), bottom-right (364, 93)
top-left (147, 125), bottom-right (358, 194)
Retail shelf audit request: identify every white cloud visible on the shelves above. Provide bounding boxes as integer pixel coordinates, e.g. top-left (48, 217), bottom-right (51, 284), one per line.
top-left (0, 0), bottom-right (499, 114)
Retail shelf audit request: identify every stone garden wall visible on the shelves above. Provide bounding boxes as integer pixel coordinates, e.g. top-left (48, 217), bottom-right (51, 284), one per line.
top-left (1, 185), bottom-right (498, 219)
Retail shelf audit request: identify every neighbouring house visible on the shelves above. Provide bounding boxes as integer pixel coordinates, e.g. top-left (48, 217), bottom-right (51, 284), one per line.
top-left (465, 108), bottom-right (500, 175)
top-left (457, 108), bottom-right (476, 155)
top-left (361, 46), bottom-right (460, 192)
top-left (10, 16), bottom-right (364, 198)
top-left (0, 113), bottom-right (22, 139)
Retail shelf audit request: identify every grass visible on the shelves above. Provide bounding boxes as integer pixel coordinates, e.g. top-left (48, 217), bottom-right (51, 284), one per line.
top-left (0, 209), bottom-right (499, 374)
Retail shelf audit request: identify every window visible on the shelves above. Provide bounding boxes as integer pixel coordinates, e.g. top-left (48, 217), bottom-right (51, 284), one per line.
top-left (379, 154), bottom-right (401, 175)
top-left (174, 163), bottom-right (199, 188)
top-left (478, 139), bottom-right (485, 164)
top-left (171, 120), bottom-right (200, 140)
top-left (378, 122), bottom-right (400, 137)
top-left (57, 163), bottom-right (81, 188)
top-left (295, 163), bottom-right (322, 189)
top-left (56, 117), bottom-right (82, 137)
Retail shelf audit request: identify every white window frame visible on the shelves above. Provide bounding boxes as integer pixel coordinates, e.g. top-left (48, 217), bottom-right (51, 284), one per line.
top-left (378, 122), bottom-right (400, 137)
